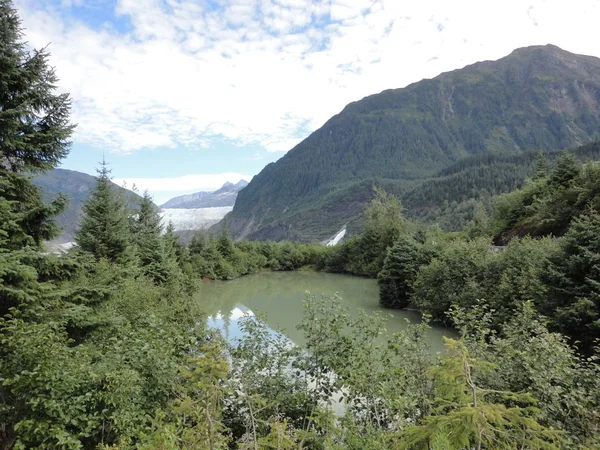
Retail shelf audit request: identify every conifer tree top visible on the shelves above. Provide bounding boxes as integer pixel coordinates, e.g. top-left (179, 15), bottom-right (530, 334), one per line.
top-left (0, 0), bottom-right (74, 173)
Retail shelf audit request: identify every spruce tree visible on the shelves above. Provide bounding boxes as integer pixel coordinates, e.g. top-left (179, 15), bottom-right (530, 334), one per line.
top-left (0, 0), bottom-right (74, 172)
top-left (532, 151), bottom-right (548, 181)
top-left (0, 1), bottom-right (75, 444)
top-left (131, 191), bottom-right (173, 283)
top-left (544, 210), bottom-right (600, 352)
top-left (0, 0), bottom-right (74, 248)
top-left (75, 160), bottom-right (132, 263)
top-left (163, 221), bottom-right (185, 263)
top-left (217, 226), bottom-right (235, 260)
top-left (378, 237), bottom-right (421, 308)
top-left (0, 0), bottom-right (74, 311)
top-left (549, 152), bottom-right (579, 188)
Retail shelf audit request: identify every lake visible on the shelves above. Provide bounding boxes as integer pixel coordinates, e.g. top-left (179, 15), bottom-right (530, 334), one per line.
top-left (196, 270), bottom-right (454, 352)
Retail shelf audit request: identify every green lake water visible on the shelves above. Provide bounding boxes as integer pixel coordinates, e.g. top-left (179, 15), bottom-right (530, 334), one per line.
top-left (196, 271), bottom-right (454, 353)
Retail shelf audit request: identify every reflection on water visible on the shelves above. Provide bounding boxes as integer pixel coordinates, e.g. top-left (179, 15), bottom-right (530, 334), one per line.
top-left (196, 271), bottom-right (455, 352)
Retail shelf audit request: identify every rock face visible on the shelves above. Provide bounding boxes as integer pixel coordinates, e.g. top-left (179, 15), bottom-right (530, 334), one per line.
top-left (160, 180), bottom-right (249, 209)
top-left (33, 168), bottom-right (143, 244)
top-left (224, 45), bottom-right (600, 242)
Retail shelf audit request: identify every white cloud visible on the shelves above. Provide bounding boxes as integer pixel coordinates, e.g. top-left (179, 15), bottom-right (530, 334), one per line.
top-left (15, 0), bottom-right (600, 155)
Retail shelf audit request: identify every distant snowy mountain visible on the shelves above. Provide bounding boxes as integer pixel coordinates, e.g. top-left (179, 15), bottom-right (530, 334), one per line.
top-left (161, 180), bottom-right (249, 209)
top-left (159, 180), bottom-right (249, 236)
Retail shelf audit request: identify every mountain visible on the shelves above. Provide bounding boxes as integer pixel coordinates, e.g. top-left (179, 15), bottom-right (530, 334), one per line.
top-left (223, 45), bottom-right (600, 242)
top-left (401, 140), bottom-right (600, 230)
top-left (160, 180), bottom-right (249, 209)
top-left (33, 168), bottom-right (143, 244)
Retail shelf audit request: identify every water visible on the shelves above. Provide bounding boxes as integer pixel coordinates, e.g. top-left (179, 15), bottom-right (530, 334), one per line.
top-left (195, 271), bottom-right (454, 352)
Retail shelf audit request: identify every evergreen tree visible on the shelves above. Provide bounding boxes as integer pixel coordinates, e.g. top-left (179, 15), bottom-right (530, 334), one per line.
top-left (0, 0), bottom-right (74, 313)
top-left (378, 237), bottom-right (422, 309)
top-left (543, 210), bottom-right (600, 352)
top-left (533, 151), bottom-right (548, 180)
top-left (217, 226), bottom-right (235, 260)
top-left (0, 2), bottom-right (76, 444)
top-left (75, 160), bottom-right (132, 263)
top-left (0, 0), bottom-right (73, 249)
top-left (549, 152), bottom-right (579, 188)
top-left (189, 229), bottom-right (211, 256)
top-left (163, 221), bottom-right (186, 264)
top-left (131, 191), bottom-right (172, 283)
top-left (0, 0), bottom-right (74, 172)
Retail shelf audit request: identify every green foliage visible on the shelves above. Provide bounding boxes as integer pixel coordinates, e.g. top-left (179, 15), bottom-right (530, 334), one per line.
top-left (397, 338), bottom-right (563, 450)
top-left (378, 234), bottom-right (437, 308)
top-left (321, 188), bottom-right (405, 277)
top-left (451, 301), bottom-right (600, 448)
top-left (75, 160), bottom-right (134, 264)
top-left (493, 150), bottom-right (600, 242)
top-left (130, 191), bottom-right (177, 284)
top-left (412, 238), bottom-right (493, 322)
top-left (140, 341), bottom-right (230, 450)
top-left (412, 236), bottom-right (559, 329)
top-left (542, 210), bottom-right (600, 352)
top-left (187, 229), bottom-right (325, 281)
top-left (0, 0), bottom-right (74, 173)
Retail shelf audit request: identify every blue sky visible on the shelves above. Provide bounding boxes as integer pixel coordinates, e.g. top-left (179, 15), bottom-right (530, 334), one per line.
top-left (16, 0), bottom-right (599, 204)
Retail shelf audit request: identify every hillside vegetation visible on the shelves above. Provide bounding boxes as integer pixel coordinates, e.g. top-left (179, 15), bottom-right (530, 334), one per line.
top-left (2, 1), bottom-right (600, 448)
top-left (225, 45), bottom-right (600, 241)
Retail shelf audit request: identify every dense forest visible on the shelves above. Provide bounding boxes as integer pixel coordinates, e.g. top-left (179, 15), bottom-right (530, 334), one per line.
top-left (1, 1), bottom-right (600, 449)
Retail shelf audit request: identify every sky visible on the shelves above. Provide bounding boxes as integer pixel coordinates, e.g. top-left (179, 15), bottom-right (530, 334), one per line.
top-left (15, 0), bottom-right (600, 204)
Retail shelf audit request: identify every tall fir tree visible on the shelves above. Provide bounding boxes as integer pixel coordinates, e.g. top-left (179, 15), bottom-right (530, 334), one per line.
top-left (532, 151), bottom-right (548, 181)
top-left (0, 1), bottom-right (75, 445)
top-left (0, 0), bottom-right (74, 173)
top-left (217, 225), bottom-right (235, 260)
top-left (0, 0), bottom-right (74, 312)
top-left (549, 152), bottom-right (579, 188)
top-left (75, 159), bottom-right (133, 263)
top-left (131, 191), bottom-right (174, 283)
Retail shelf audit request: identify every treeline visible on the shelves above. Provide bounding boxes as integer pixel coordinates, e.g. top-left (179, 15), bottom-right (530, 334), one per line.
top-left (318, 155), bottom-right (600, 354)
top-left (402, 141), bottom-right (600, 230)
top-left (2, 1), bottom-right (600, 447)
top-left (187, 230), bottom-right (326, 280)
top-left (0, 4), bottom-right (208, 447)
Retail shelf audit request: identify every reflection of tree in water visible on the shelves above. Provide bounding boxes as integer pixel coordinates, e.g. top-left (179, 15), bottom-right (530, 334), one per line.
top-left (198, 272), bottom-right (454, 351)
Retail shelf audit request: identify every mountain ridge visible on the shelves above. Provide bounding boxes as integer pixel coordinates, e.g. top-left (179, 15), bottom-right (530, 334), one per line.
top-left (222, 44), bottom-right (600, 242)
top-left (161, 179), bottom-right (249, 209)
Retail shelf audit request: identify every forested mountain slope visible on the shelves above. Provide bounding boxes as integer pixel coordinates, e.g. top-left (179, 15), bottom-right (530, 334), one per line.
top-left (33, 168), bottom-right (143, 244)
top-left (225, 44), bottom-right (600, 241)
top-left (402, 141), bottom-right (600, 230)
